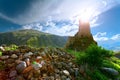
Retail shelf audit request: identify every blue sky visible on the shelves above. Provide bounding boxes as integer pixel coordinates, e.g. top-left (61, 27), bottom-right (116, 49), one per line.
top-left (0, 0), bottom-right (120, 51)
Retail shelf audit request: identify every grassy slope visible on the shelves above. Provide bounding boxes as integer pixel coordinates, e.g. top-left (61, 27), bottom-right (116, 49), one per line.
top-left (0, 29), bottom-right (67, 47)
top-left (66, 45), bottom-right (120, 80)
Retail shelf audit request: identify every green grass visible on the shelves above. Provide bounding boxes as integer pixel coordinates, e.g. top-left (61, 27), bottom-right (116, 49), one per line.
top-left (86, 68), bottom-right (109, 80)
top-left (103, 57), bottom-right (120, 73)
top-left (0, 51), bottom-right (2, 56)
top-left (66, 44), bottom-right (120, 79)
top-left (0, 29), bottom-right (67, 48)
top-left (4, 44), bottom-right (18, 51)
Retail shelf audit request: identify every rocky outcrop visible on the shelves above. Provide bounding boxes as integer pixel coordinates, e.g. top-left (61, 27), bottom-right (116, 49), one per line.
top-left (65, 21), bottom-right (97, 51)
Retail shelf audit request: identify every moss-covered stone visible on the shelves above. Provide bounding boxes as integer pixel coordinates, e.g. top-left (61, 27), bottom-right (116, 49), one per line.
top-left (65, 22), bottom-right (97, 51)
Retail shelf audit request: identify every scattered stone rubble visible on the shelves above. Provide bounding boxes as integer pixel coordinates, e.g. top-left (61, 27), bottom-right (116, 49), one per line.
top-left (0, 46), bottom-right (84, 80)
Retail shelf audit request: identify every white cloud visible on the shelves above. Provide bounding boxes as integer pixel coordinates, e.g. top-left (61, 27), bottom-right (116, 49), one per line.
top-left (102, 0), bottom-right (107, 6)
top-left (93, 32), bottom-right (120, 42)
top-left (111, 34), bottom-right (120, 40)
top-left (93, 32), bottom-right (109, 41)
top-left (0, 0), bottom-right (118, 25)
top-left (43, 21), bottom-right (78, 36)
top-left (22, 19), bottom-right (79, 36)
top-left (22, 23), bottom-right (43, 31)
top-left (93, 32), bottom-right (120, 50)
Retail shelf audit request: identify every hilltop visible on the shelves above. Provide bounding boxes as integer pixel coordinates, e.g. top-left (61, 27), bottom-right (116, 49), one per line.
top-left (0, 29), bottom-right (67, 47)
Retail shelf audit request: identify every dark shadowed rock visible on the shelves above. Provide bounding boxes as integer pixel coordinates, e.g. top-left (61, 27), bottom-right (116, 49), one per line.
top-left (16, 61), bottom-right (27, 73)
top-left (101, 67), bottom-right (119, 76)
top-left (9, 70), bottom-right (17, 78)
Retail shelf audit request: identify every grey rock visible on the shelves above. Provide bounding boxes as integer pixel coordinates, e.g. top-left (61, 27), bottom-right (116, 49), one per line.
top-left (36, 56), bottom-right (42, 60)
top-left (11, 54), bottom-right (18, 59)
top-left (66, 78), bottom-right (71, 80)
top-left (42, 73), bottom-right (47, 77)
top-left (7, 63), bottom-right (15, 67)
top-left (41, 51), bottom-right (45, 55)
top-left (61, 75), bottom-right (67, 80)
top-left (68, 62), bottom-right (73, 67)
top-left (16, 52), bottom-right (21, 56)
top-left (23, 52), bottom-right (33, 58)
top-left (16, 61), bottom-right (27, 73)
top-left (57, 63), bottom-right (62, 69)
top-left (41, 60), bottom-right (45, 66)
top-left (6, 59), bottom-right (15, 64)
top-left (44, 47), bottom-right (49, 53)
top-left (54, 69), bottom-right (60, 73)
top-left (0, 46), bottom-right (5, 51)
top-left (0, 55), bottom-right (9, 60)
top-left (55, 74), bottom-right (61, 79)
top-left (15, 60), bottom-right (22, 64)
top-left (74, 68), bottom-right (79, 77)
top-left (69, 68), bottom-right (75, 76)
top-left (50, 76), bottom-right (55, 80)
top-left (63, 70), bottom-right (70, 76)
top-left (25, 58), bottom-right (30, 66)
top-left (9, 70), bottom-right (17, 77)
top-left (101, 67), bottom-right (119, 76)
top-left (61, 62), bottom-right (67, 69)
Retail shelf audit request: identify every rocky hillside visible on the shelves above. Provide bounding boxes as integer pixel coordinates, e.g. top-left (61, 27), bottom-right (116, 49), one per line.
top-left (0, 46), bottom-right (81, 80)
top-left (0, 29), bottom-right (67, 47)
top-left (0, 45), bottom-right (120, 80)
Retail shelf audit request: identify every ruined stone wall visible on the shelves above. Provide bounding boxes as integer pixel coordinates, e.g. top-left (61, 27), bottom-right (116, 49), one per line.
top-left (65, 21), bottom-right (97, 51)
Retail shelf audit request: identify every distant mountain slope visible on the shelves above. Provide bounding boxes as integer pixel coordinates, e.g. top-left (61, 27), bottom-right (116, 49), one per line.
top-left (0, 29), bottom-right (68, 47)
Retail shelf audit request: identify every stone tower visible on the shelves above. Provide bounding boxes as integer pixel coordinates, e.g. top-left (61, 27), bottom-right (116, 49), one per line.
top-left (65, 20), bottom-right (97, 51)
top-left (78, 20), bottom-right (91, 37)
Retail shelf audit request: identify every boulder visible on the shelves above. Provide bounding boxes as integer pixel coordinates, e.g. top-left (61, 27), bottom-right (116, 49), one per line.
top-left (101, 67), bottom-right (119, 76)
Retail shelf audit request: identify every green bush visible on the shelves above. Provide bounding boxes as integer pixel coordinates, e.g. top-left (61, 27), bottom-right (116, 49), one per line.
top-left (76, 52), bottom-right (87, 65)
top-left (76, 44), bottom-right (113, 67)
top-left (86, 69), bottom-right (108, 80)
top-left (103, 59), bottom-right (120, 72)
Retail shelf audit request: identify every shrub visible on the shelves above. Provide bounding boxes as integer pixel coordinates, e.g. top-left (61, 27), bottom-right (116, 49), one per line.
top-left (76, 44), bottom-right (113, 67)
top-left (86, 69), bottom-right (108, 80)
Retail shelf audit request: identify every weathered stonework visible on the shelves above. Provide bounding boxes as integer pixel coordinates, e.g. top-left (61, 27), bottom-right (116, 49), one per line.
top-left (65, 21), bottom-right (97, 51)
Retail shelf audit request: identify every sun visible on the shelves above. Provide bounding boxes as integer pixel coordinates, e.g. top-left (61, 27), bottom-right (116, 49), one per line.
top-left (73, 7), bottom-right (99, 26)
top-left (79, 8), bottom-right (94, 23)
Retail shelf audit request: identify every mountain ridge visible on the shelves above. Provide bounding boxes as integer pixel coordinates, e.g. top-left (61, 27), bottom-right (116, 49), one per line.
top-left (0, 29), bottom-right (68, 47)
